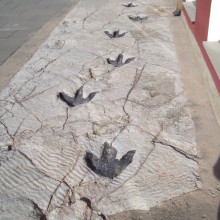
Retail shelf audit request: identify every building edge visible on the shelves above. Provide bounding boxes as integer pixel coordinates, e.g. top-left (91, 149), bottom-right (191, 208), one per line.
top-left (181, 13), bottom-right (220, 127)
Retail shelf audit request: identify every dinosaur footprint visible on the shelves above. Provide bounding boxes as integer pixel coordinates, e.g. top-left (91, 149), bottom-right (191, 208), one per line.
top-left (104, 30), bottom-right (127, 38)
top-left (107, 53), bottom-right (135, 67)
top-left (85, 142), bottom-right (136, 178)
top-left (128, 15), bottom-right (148, 22)
top-left (123, 3), bottom-right (137, 7)
top-left (58, 86), bottom-right (98, 107)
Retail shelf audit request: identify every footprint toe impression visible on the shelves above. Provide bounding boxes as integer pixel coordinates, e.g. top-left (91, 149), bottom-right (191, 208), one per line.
top-left (123, 3), bottom-right (137, 7)
top-left (104, 30), bottom-right (127, 38)
top-left (107, 53), bottom-right (135, 67)
top-left (128, 15), bottom-right (148, 22)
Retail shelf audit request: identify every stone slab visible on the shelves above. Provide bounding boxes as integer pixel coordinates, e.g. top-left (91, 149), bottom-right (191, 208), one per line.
top-left (0, 0), bottom-right (199, 219)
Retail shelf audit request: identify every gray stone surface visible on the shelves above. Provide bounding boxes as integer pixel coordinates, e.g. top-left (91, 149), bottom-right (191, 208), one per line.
top-left (0, 0), bottom-right (199, 219)
top-left (0, 0), bottom-right (77, 65)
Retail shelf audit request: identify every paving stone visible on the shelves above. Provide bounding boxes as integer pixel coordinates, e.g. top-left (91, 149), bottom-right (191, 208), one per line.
top-left (0, 30), bottom-right (16, 39)
top-left (0, 0), bottom-right (76, 65)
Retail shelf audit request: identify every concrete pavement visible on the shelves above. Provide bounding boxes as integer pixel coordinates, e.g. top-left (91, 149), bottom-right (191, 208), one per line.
top-left (0, 0), bottom-right (78, 65)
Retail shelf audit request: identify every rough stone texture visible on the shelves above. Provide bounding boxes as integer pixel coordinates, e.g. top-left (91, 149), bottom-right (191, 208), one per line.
top-left (0, 0), bottom-right (199, 219)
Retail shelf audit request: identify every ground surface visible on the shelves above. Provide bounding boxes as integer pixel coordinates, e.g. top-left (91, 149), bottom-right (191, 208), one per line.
top-left (0, 0), bottom-right (79, 91)
top-left (0, 0), bottom-right (219, 220)
top-left (0, 0), bottom-right (77, 65)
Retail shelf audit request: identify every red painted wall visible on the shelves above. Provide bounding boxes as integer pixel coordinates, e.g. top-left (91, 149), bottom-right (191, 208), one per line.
top-left (182, 0), bottom-right (211, 47)
top-left (194, 0), bottom-right (212, 44)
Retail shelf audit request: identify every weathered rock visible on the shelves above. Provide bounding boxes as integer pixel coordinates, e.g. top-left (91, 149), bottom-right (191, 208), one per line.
top-left (0, 198), bottom-right (47, 220)
top-left (0, 0), bottom-right (199, 219)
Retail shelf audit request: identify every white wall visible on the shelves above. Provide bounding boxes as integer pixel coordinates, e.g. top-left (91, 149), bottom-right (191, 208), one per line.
top-left (208, 0), bottom-right (220, 41)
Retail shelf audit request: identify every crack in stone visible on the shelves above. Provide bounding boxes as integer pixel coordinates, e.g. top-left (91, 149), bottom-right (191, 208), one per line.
top-left (109, 66), bottom-right (146, 146)
top-left (77, 55), bottom-right (104, 80)
top-left (123, 65), bottom-right (145, 117)
top-left (0, 120), bottom-right (14, 142)
top-left (0, 109), bottom-right (7, 119)
top-left (150, 122), bottom-right (197, 163)
top-left (13, 75), bottom-right (42, 102)
top-left (15, 85), bottom-right (39, 103)
top-left (63, 107), bottom-right (69, 130)
top-left (18, 102), bottom-right (43, 133)
top-left (75, 176), bottom-right (103, 189)
top-left (111, 125), bottom-right (128, 145)
top-left (19, 84), bottom-right (60, 103)
top-left (12, 57), bottom-right (58, 103)
top-left (0, 103), bottom-right (16, 119)
top-left (47, 152), bottom-right (81, 211)
top-left (66, 186), bottom-right (75, 206)
top-left (145, 62), bottom-right (181, 73)
top-left (80, 196), bottom-right (108, 220)
top-left (27, 199), bottom-right (47, 220)
top-left (17, 150), bottom-right (60, 182)
top-left (96, 9), bottom-right (126, 32)
top-left (70, 131), bottom-right (79, 144)
top-left (82, 9), bottom-right (99, 29)
top-left (107, 53), bottom-right (135, 67)
top-left (36, 58), bottom-right (58, 74)
top-left (129, 123), bottom-right (157, 138)
top-left (80, 197), bottom-right (92, 209)
top-left (46, 181), bottom-right (73, 212)
top-left (13, 118), bottom-right (25, 137)
top-left (49, 72), bottom-right (77, 84)
top-left (153, 140), bottom-right (198, 163)
top-left (89, 68), bottom-right (94, 79)
top-left (76, 170), bottom-right (90, 188)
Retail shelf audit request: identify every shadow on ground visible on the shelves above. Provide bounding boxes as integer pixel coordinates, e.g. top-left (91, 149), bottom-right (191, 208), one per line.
top-left (213, 156), bottom-right (220, 220)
